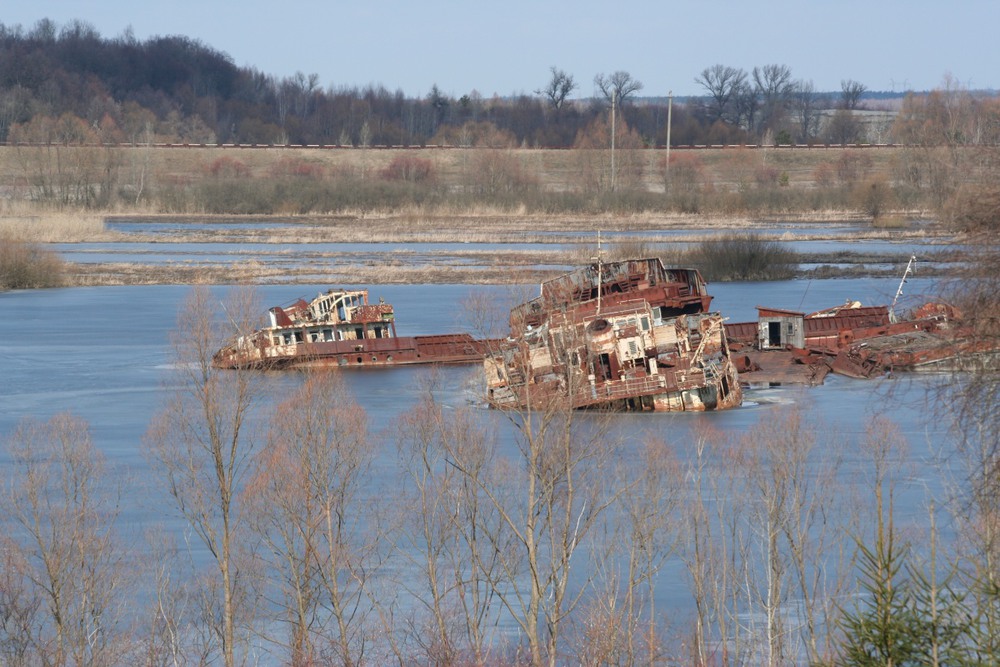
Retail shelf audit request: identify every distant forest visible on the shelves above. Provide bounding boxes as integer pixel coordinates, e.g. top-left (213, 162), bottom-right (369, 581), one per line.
top-left (0, 18), bottom-right (976, 149)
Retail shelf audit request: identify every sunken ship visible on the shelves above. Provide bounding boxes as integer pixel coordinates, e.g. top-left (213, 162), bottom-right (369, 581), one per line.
top-left (484, 258), bottom-right (743, 412)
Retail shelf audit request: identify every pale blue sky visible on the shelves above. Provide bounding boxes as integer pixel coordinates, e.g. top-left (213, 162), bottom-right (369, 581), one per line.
top-left (5, 1), bottom-right (997, 98)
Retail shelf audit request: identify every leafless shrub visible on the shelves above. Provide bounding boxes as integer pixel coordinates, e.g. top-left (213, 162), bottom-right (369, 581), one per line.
top-left (380, 155), bottom-right (434, 183)
top-left (851, 176), bottom-right (898, 222)
top-left (0, 237), bottom-right (65, 289)
top-left (687, 232), bottom-right (798, 281)
top-left (267, 156), bottom-right (325, 179)
top-left (469, 150), bottom-right (538, 196)
top-left (754, 164), bottom-right (781, 188)
top-left (813, 161), bottom-right (836, 188)
top-left (835, 150), bottom-right (873, 185)
top-left (206, 156), bottom-right (251, 178)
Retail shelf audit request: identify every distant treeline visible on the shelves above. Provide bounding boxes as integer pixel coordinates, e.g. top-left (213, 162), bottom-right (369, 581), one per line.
top-left (0, 18), bottom-right (942, 150)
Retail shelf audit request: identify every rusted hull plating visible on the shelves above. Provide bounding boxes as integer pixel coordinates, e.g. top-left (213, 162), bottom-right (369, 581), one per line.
top-left (831, 327), bottom-right (990, 378)
top-left (214, 333), bottom-right (492, 370)
top-left (725, 300), bottom-right (992, 384)
top-left (485, 259), bottom-right (743, 412)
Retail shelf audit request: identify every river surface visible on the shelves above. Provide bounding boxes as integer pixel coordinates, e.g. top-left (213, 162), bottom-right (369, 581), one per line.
top-left (0, 278), bottom-right (963, 657)
top-left (1, 277), bottom-right (954, 518)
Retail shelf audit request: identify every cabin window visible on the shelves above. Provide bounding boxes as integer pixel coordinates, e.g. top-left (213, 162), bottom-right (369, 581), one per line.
top-left (323, 329), bottom-right (333, 341)
top-left (374, 327), bottom-right (383, 339)
top-left (355, 327), bottom-right (364, 339)
top-left (282, 333), bottom-right (292, 345)
top-left (640, 316), bottom-right (650, 332)
top-left (293, 332), bottom-right (303, 344)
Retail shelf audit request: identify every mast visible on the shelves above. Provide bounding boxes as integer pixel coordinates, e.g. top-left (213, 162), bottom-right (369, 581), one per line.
top-left (889, 254), bottom-right (916, 323)
top-left (593, 231), bottom-right (603, 314)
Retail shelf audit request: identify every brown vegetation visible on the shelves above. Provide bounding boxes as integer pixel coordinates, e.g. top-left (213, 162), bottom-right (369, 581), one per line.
top-left (0, 143), bottom-right (920, 219)
top-left (0, 236), bottom-right (65, 288)
top-left (684, 233), bottom-right (798, 281)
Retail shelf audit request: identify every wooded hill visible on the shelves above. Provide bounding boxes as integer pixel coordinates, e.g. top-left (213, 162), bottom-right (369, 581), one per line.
top-left (0, 18), bottom-right (930, 150)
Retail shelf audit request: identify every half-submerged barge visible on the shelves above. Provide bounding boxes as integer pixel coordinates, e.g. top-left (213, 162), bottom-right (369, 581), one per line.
top-left (484, 258), bottom-right (743, 412)
top-left (726, 300), bottom-right (992, 384)
top-left (213, 288), bottom-right (490, 369)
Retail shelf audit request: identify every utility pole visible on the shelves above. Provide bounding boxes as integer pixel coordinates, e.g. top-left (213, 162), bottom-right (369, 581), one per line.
top-left (610, 93), bottom-right (616, 193)
top-left (665, 90), bottom-right (673, 195)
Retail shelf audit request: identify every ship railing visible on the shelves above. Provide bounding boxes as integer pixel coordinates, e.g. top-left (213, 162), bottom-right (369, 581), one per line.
top-left (570, 368), bottom-right (706, 406)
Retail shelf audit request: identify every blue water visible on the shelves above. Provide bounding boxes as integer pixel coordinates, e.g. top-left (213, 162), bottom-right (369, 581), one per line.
top-left (0, 277), bottom-right (951, 500)
top-left (0, 280), bottom-right (965, 661)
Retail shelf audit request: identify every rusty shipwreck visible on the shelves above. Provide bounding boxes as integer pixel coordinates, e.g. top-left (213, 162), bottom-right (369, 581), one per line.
top-left (725, 299), bottom-right (992, 384)
top-left (484, 258), bottom-right (743, 412)
top-left (213, 288), bottom-right (491, 369)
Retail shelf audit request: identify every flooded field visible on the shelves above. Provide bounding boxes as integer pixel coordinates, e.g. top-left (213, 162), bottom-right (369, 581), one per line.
top-left (50, 215), bottom-right (963, 285)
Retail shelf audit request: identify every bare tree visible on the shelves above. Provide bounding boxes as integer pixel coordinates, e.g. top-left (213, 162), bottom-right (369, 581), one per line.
top-left (678, 421), bottom-right (743, 666)
top-left (572, 115), bottom-right (645, 193)
top-left (733, 79), bottom-right (760, 133)
top-left (0, 538), bottom-right (40, 667)
top-left (790, 79), bottom-right (821, 143)
top-left (840, 79), bottom-right (867, 110)
top-left (737, 407), bottom-right (852, 665)
top-left (538, 66), bottom-right (577, 111)
top-left (578, 435), bottom-right (681, 665)
top-left (2, 413), bottom-right (129, 666)
top-left (594, 71), bottom-right (643, 108)
top-left (825, 109), bottom-right (863, 144)
top-left (146, 286), bottom-right (264, 667)
top-left (458, 299), bottom-right (620, 666)
top-left (244, 369), bottom-right (377, 666)
top-left (479, 407), bottom-right (615, 667)
top-left (752, 64), bottom-right (794, 136)
top-left (394, 383), bottom-right (505, 665)
top-left (935, 142), bottom-right (1000, 656)
top-left (695, 64), bottom-right (747, 125)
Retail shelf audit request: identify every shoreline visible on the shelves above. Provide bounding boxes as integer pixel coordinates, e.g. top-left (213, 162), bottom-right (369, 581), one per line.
top-left (3, 209), bottom-right (957, 287)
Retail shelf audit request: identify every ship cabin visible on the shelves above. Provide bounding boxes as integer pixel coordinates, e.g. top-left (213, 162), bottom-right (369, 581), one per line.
top-left (512, 259), bottom-right (712, 330)
top-left (265, 289), bottom-right (397, 346)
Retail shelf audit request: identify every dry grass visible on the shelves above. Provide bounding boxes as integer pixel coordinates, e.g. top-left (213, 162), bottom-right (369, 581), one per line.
top-left (0, 211), bottom-right (106, 242)
top-left (66, 260), bottom-right (551, 287)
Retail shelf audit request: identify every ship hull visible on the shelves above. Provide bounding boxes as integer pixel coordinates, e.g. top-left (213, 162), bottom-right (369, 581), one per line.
top-left (215, 333), bottom-right (493, 370)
